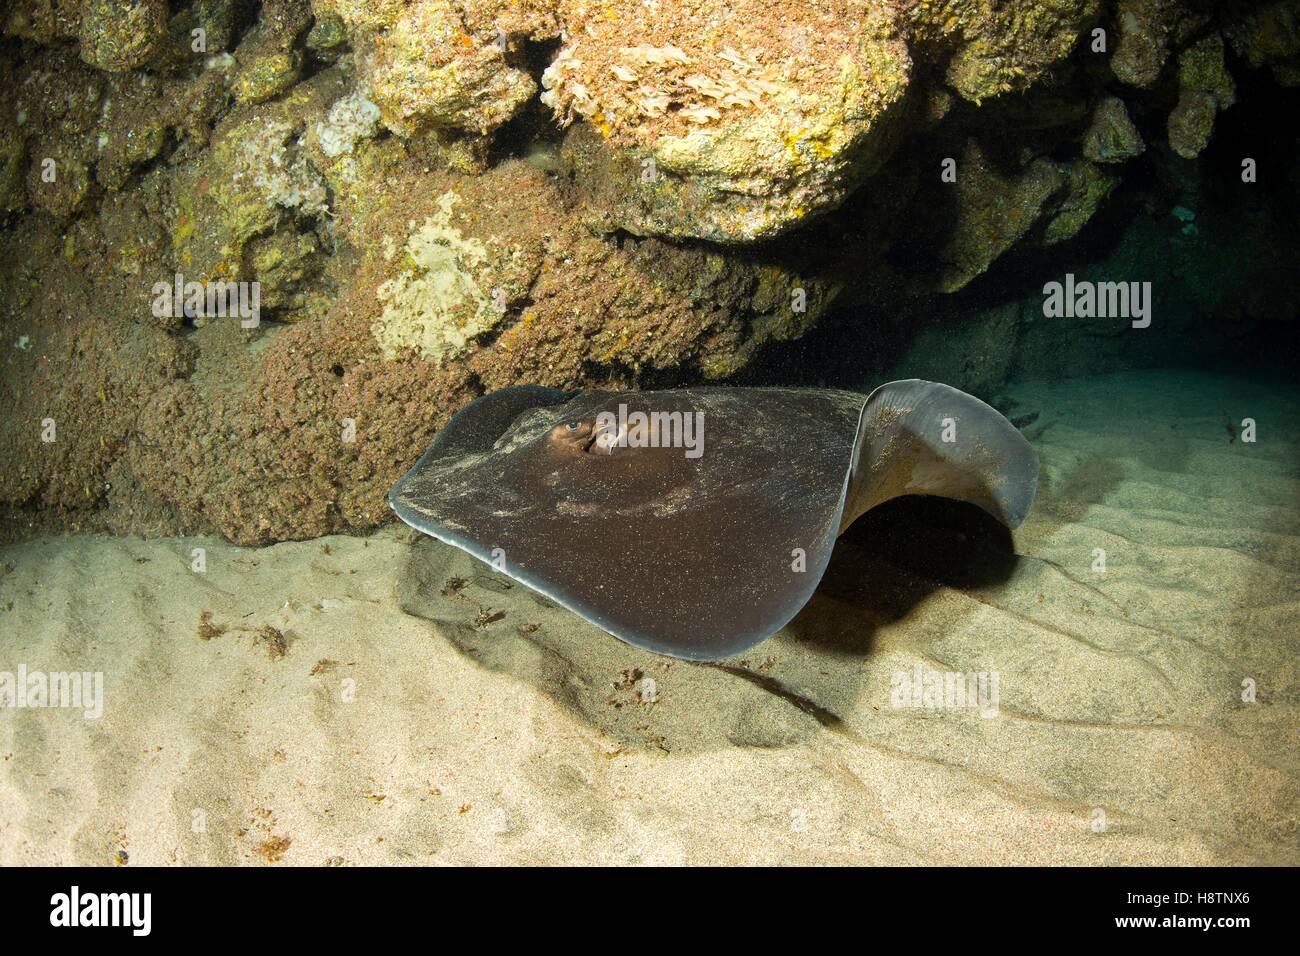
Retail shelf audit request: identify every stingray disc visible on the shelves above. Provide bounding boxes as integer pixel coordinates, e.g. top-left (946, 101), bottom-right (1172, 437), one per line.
top-left (390, 383), bottom-right (1037, 660)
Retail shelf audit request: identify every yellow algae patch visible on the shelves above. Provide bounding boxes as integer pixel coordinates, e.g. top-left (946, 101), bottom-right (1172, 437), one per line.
top-left (371, 192), bottom-right (496, 361)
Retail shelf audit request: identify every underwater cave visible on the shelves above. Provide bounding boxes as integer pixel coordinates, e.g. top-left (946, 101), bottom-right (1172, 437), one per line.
top-left (0, 0), bottom-right (1296, 890)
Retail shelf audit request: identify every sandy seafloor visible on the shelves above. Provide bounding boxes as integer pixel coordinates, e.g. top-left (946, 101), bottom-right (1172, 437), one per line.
top-left (1, 369), bottom-right (1296, 865)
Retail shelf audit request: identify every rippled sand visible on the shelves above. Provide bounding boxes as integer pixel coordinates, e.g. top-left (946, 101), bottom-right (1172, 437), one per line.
top-left (1, 370), bottom-right (1296, 865)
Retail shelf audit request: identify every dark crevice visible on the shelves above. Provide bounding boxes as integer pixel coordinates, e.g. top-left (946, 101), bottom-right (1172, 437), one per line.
top-left (220, 0), bottom-right (263, 56)
top-left (485, 37), bottom-right (566, 168)
top-left (727, 52), bottom-right (1300, 392)
top-left (472, 295), bottom-right (534, 350)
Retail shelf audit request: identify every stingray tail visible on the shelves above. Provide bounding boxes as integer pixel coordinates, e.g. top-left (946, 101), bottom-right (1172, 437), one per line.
top-left (842, 380), bottom-right (1039, 532)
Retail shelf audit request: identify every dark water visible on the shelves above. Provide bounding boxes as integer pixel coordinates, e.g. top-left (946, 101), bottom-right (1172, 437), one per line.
top-left (733, 69), bottom-right (1299, 397)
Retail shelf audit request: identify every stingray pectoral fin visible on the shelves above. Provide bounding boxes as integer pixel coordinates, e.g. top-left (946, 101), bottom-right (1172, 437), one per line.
top-left (844, 380), bottom-right (1040, 530)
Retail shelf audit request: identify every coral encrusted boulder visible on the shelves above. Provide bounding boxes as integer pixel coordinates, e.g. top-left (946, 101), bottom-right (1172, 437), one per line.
top-left (544, 0), bottom-right (911, 243)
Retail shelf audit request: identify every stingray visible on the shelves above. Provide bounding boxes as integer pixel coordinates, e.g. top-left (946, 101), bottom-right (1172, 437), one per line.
top-left (389, 381), bottom-right (1039, 660)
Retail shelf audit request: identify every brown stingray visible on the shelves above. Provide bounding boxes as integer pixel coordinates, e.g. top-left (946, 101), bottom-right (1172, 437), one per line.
top-left (389, 381), bottom-right (1039, 660)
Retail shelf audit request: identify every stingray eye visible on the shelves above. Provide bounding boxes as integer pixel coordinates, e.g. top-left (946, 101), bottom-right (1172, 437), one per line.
top-left (565, 421), bottom-right (580, 430)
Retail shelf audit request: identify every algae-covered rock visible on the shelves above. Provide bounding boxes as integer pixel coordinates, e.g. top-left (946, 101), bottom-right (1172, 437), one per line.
top-left (247, 227), bottom-right (327, 319)
top-left (146, 0), bottom-right (255, 73)
top-left (0, 213), bottom-right (196, 520)
top-left (371, 5), bottom-right (535, 136)
top-left (1226, 0), bottom-right (1300, 87)
top-left (165, 64), bottom-right (239, 160)
top-left (9, 47), bottom-right (103, 217)
top-left (1109, 0), bottom-right (1209, 88)
top-left (0, 120), bottom-right (25, 216)
top-left (1167, 90), bottom-right (1217, 160)
top-left (1178, 34), bottom-right (1236, 106)
top-left (78, 0), bottom-right (168, 72)
top-left (164, 66), bottom-right (361, 324)
top-left (544, 0), bottom-right (1106, 242)
top-left (459, 165), bottom-right (839, 385)
top-left (173, 77), bottom-right (337, 283)
top-left (4, 0), bottom-right (82, 45)
top-left (315, 0), bottom-right (547, 137)
top-left (1111, 0), bottom-right (1173, 87)
top-left (1168, 35), bottom-right (1235, 160)
top-left (902, 0), bottom-right (1102, 104)
top-left (231, 0), bottom-right (312, 105)
top-left (234, 49), bottom-right (303, 105)
top-left (925, 140), bottom-right (1065, 293)
top-left (26, 150), bottom-right (92, 217)
top-left (98, 179), bottom-right (173, 284)
top-left (544, 0), bottom-right (910, 243)
top-left (1082, 95), bottom-right (1145, 164)
top-left (191, 0), bottom-right (255, 55)
top-left (95, 76), bottom-right (168, 191)
top-left (305, 13), bottom-right (348, 59)
top-left (1039, 159), bottom-right (1117, 245)
top-left (372, 192), bottom-right (500, 361)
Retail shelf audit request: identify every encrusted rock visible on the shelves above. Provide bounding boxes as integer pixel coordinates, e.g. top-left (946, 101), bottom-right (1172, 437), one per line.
top-left (0, 118), bottom-right (25, 215)
top-left (371, 191), bottom-right (501, 361)
top-left (1111, 0), bottom-right (1172, 87)
top-left (78, 0), bottom-right (168, 72)
top-left (231, 0), bottom-right (312, 105)
top-left (147, 0), bottom-right (253, 73)
top-left (305, 14), bottom-right (348, 58)
top-left (0, 214), bottom-right (196, 518)
top-left (234, 50), bottom-right (303, 104)
top-left (1109, 0), bottom-right (1208, 88)
top-left (95, 76), bottom-right (168, 191)
top-left (925, 140), bottom-right (1065, 293)
top-left (545, 0), bottom-right (910, 243)
top-left (1082, 95), bottom-right (1145, 164)
top-left (171, 70), bottom-right (345, 321)
top-left (26, 151), bottom-right (92, 218)
top-left (4, 0), bottom-right (82, 45)
top-left (1040, 159), bottom-right (1117, 245)
top-left (1225, 0), bottom-right (1300, 87)
top-left (314, 0), bottom-right (547, 137)
top-left (1167, 90), bottom-right (1217, 160)
top-left (1167, 35), bottom-right (1235, 159)
top-left (902, 0), bottom-right (1102, 104)
top-left (8, 47), bottom-right (103, 218)
top-left (98, 180), bottom-right (172, 284)
top-left (1178, 34), bottom-right (1236, 106)
top-left (247, 227), bottom-right (327, 319)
